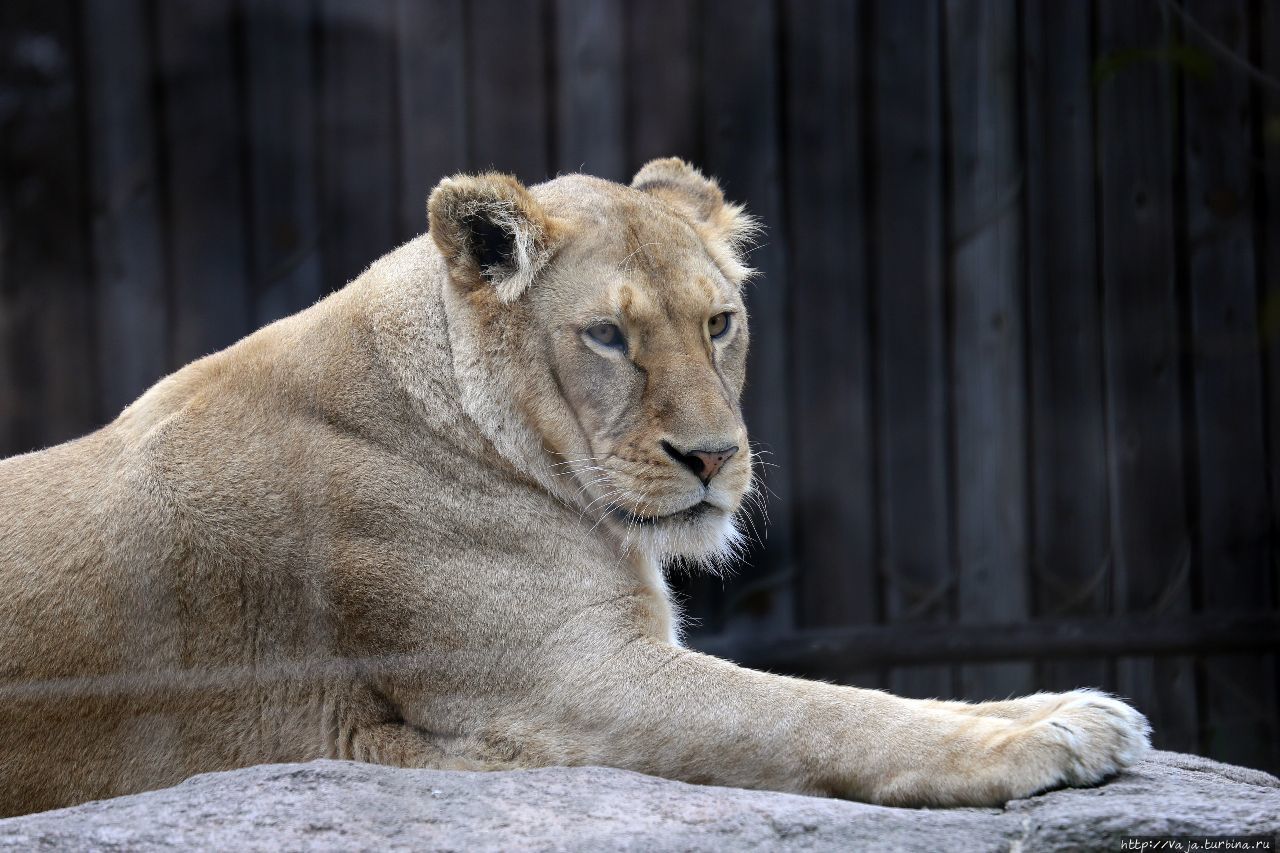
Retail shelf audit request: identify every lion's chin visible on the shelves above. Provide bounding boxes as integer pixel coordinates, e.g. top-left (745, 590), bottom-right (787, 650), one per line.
top-left (614, 502), bottom-right (744, 574)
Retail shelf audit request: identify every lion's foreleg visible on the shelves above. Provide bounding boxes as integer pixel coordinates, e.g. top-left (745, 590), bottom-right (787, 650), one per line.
top-left (523, 638), bottom-right (1149, 807)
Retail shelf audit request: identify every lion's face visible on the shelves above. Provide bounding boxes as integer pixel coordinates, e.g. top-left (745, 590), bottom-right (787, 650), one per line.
top-left (530, 180), bottom-right (753, 564)
top-left (429, 160), bottom-right (759, 566)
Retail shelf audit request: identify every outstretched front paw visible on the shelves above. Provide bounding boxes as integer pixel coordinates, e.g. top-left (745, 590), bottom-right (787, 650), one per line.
top-left (868, 689), bottom-right (1151, 807)
top-left (1012, 689), bottom-right (1151, 792)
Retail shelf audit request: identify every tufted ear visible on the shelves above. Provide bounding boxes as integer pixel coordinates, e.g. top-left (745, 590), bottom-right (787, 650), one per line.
top-left (428, 173), bottom-right (566, 302)
top-left (630, 158), bottom-right (760, 282)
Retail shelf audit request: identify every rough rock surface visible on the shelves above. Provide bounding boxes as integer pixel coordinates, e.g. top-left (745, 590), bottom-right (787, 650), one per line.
top-left (0, 751), bottom-right (1275, 852)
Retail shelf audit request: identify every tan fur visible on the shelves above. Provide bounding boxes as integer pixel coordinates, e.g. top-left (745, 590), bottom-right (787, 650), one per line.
top-left (0, 159), bottom-right (1149, 816)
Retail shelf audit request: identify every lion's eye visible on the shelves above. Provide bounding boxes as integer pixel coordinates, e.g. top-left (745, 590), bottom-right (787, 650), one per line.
top-left (708, 312), bottom-right (732, 339)
top-left (585, 322), bottom-right (625, 349)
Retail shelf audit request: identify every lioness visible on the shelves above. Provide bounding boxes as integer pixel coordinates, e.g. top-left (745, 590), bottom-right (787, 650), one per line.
top-left (0, 159), bottom-right (1148, 816)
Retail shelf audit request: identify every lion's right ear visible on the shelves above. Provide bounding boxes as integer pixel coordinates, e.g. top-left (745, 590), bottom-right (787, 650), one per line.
top-left (427, 173), bottom-right (565, 302)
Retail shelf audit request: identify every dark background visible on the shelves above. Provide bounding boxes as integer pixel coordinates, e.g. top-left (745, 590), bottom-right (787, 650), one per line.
top-left (2, 0), bottom-right (1278, 773)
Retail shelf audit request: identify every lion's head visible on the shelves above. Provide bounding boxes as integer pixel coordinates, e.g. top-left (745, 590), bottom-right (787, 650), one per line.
top-left (427, 159), bottom-right (759, 569)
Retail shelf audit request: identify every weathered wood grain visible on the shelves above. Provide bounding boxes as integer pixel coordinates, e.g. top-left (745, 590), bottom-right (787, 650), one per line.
top-left (468, 0), bottom-right (550, 182)
top-left (1260, 1), bottom-right (1280, 776)
top-left (245, 0), bottom-right (323, 325)
top-left (555, 0), bottom-right (624, 181)
top-left (1095, 0), bottom-right (1198, 754)
top-left (945, 0), bottom-right (1032, 701)
top-left (81, 0), bottom-right (168, 418)
top-left (1021, 0), bottom-right (1112, 698)
top-left (783, 0), bottom-right (875, 637)
top-left (1259, 0), bottom-right (1280, 635)
top-left (1181, 0), bottom-right (1277, 771)
top-left (0, 0), bottom-right (96, 454)
top-left (700, 612), bottom-right (1280, 671)
top-left (396, 0), bottom-right (468, 241)
top-left (318, 0), bottom-right (397, 292)
top-left (624, 0), bottom-right (700, 168)
top-left (155, 0), bottom-right (251, 365)
top-left (869, 0), bottom-right (954, 700)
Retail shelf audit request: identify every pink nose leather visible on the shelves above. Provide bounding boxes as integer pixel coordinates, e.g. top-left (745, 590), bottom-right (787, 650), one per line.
top-left (685, 446), bottom-right (738, 484)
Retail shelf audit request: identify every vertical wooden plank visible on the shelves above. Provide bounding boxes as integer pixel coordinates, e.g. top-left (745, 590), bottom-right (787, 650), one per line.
top-left (244, 0), bottom-right (322, 325)
top-left (1096, 0), bottom-right (1197, 754)
top-left (945, 0), bottom-right (1031, 701)
top-left (702, 0), bottom-right (794, 634)
top-left (555, 0), bottom-right (624, 181)
top-left (784, 0), bottom-right (875, 636)
top-left (625, 0), bottom-right (700, 168)
top-left (1263, 0), bottom-right (1280, 614)
top-left (1182, 0), bottom-right (1277, 771)
top-left (82, 0), bottom-right (168, 417)
top-left (319, 0), bottom-right (397, 292)
top-left (155, 0), bottom-right (251, 365)
top-left (1022, 0), bottom-right (1111, 695)
top-left (0, 0), bottom-right (95, 455)
top-left (396, 0), bottom-right (468, 241)
top-left (1260, 0), bottom-right (1280, 776)
top-left (467, 0), bottom-right (550, 183)
top-left (1264, 0), bottom-right (1280, 499)
top-left (871, 0), bottom-right (954, 699)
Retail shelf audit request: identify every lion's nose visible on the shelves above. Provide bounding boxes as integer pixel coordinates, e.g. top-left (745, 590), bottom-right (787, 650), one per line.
top-left (662, 442), bottom-right (739, 485)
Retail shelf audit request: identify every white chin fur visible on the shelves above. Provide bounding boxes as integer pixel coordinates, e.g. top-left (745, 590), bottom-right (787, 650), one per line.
top-left (620, 510), bottom-right (745, 574)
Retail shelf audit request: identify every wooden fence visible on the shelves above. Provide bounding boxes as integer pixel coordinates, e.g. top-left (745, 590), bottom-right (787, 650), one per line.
top-left (1, 0), bottom-right (1277, 773)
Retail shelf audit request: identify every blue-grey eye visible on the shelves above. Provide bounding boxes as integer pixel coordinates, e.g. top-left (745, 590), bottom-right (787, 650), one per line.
top-left (586, 322), bottom-right (625, 349)
top-left (708, 312), bottom-right (731, 339)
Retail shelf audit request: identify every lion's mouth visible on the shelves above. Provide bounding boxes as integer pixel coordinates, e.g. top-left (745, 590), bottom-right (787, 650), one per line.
top-left (615, 500), bottom-right (719, 527)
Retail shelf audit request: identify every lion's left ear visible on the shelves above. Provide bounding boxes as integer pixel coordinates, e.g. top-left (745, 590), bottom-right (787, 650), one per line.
top-left (631, 158), bottom-right (760, 283)
top-left (428, 173), bottom-right (566, 302)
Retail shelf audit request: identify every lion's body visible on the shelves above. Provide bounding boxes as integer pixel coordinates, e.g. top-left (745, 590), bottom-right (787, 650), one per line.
top-left (0, 164), bottom-right (1148, 816)
top-left (0, 239), bottom-right (664, 812)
